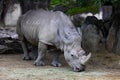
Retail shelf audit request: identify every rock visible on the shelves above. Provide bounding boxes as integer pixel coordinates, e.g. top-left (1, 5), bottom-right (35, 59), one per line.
top-left (4, 3), bottom-right (21, 26)
top-left (0, 27), bottom-right (21, 53)
top-left (0, 45), bottom-right (11, 53)
top-left (0, 27), bottom-right (18, 39)
top-left (71, 13), bottom-right (93, 27)
top-left (82, 24), bottom-right (105, 53)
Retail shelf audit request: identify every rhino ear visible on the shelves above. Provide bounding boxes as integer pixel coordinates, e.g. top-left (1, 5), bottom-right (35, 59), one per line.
top-left (64, 27), bottom-right (73, 40)
top-left (59, 26), bottom-right (73, 44)
top-left (76, 27), bottom-right (82, 36)
top-left (76, 27), bottom-right (82, 41)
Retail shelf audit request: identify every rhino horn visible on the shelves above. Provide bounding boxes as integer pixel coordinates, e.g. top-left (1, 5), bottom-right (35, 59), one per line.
top-left (80, 53), bottom-right (91, 65)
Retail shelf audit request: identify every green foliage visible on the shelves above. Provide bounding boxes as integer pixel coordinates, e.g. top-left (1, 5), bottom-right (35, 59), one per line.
top-left (76, 0), bottom-right (82, 6)
top-left (50, 0), bottom-right (100, 15)
top-left (50, 0), bottom-right (73, 7)
top-left (76, 0), bottom-right (95, 7)
top-left (49, 0), bottom-right (120, 15)
top-left (112, 0), bottom-right (120, 4)
top-left (66, 6), bottom-right (99, 15)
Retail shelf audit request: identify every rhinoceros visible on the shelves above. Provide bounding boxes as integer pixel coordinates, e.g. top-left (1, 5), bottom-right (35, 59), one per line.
top-left (17, 9), bottom-right (91, 72)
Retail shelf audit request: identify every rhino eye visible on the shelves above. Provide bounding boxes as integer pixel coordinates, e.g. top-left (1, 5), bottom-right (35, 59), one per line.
top-left (71, 54), bottom-right (78, 59)
top-left (71, 54), bottom-right (76, 58)
top-left (71, 54), bottom-right (74, 57)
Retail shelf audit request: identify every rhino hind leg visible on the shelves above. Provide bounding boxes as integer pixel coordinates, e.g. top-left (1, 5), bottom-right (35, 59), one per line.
top-left (31, 45), bottom-right (38, 60)
top-left (51, 50), bottom-right (62, 67)
top-left (21, 39), bottom-right (31, 60)
top-left (34, 42), bottom-right (47, 66)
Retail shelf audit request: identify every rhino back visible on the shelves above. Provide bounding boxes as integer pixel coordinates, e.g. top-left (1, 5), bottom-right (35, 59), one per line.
top-left (18, 9), bottom-right (60, 45)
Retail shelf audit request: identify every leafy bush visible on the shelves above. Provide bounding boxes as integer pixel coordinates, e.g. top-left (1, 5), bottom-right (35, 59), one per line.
top-left (66, 6), bottom-right (99, 15)
top-left (50, 0), bottom-right (73, 8)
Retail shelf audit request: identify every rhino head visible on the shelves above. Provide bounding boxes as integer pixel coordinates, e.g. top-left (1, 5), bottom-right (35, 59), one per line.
top-left (64, 45), bottom-right (91, 72)
top-left (59, 25), bottom-right (91, 72)
top-left (63, 34), bottom-right (91, 72)
top-left (57, 12), bottom-right (91, 72)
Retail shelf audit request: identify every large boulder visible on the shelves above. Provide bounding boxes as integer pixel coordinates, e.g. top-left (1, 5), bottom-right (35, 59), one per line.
top-left (4, 3), bottom-right (21, 26)
top-left (81, 16), bottom-right (105, 53)
top-left (71, 13), bottom-right (93, 27)
top-left (82, 24), bottom-right (104, 53)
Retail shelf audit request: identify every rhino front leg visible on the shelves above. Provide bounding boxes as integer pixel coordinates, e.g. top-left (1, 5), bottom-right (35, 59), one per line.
top-left (34, 42), bottom-right (47, 66)
top-left (21, 39), bottom-right (31, 60)
top-left (51, 50), bottom-right (62, 67)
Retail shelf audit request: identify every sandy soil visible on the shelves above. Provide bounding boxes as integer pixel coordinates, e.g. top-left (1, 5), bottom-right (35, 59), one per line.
top-left (0, 50), bottom-right (120, 80)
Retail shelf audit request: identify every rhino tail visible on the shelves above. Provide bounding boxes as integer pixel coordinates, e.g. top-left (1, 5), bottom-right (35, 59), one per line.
top-left (16, 16), bottom-right (24, 40)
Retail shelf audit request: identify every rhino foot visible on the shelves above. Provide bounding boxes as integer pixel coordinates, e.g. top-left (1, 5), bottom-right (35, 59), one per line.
top-left (23, 56), bottom-right (32, 60)
top-left (34, 61), bottom-right (45, 66)
top-left (33, 56), bottom-right (37, 60)
top-left (51, 61), bottom-right (62, 67)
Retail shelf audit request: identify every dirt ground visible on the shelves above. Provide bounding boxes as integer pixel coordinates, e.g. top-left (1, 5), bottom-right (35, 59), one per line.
top-left (0, 50), bottom-right (120, 80)
top-left (0, 15), bottom-right (120, 80)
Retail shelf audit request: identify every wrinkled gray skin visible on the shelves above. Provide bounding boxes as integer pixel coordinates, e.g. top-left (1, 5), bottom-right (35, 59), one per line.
top-left (17, 9), bottom-right (91, 72)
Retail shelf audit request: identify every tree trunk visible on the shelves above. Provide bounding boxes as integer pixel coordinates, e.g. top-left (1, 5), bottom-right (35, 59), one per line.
top-left (106, 2), bottom-right (120, 55)
top-left (19, 0), bottom-right (51, 14)
top-left (1, 0), bottom-right (12, 22)
top-left (0, 0), bottom-right (3, 21)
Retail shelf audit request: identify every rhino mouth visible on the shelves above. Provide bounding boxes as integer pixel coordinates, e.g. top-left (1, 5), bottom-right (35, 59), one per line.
top-left (73, 64), bottom-right (86, 72)
top-left (68, 53), bottom-right (91, 72)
